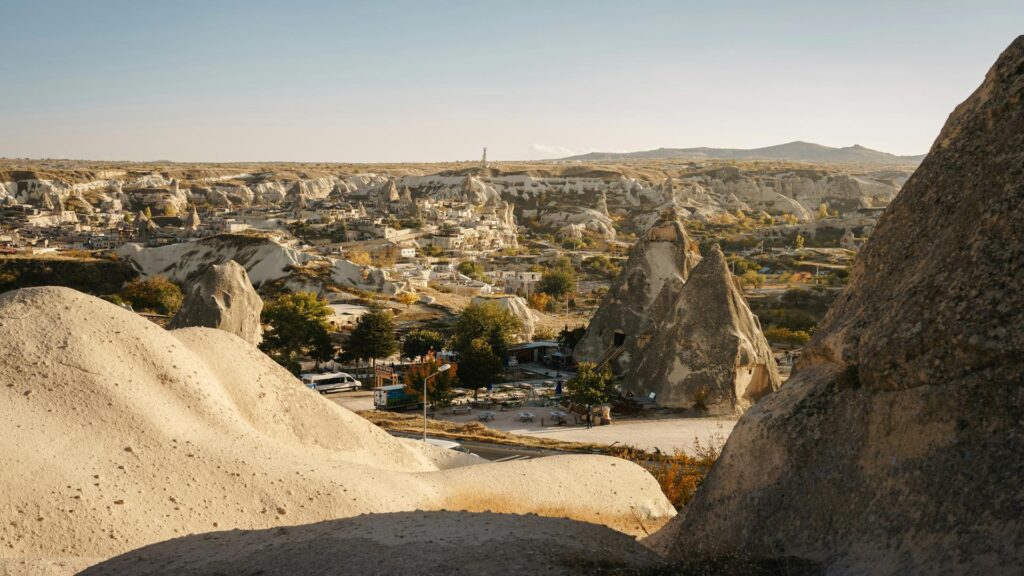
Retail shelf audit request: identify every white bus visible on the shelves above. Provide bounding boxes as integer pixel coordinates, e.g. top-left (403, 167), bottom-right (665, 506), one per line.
top-left (301, 372), bottom-right (362, 394)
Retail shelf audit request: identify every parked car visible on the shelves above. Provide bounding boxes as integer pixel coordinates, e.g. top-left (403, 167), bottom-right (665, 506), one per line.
top-left (301, 372), bottom-right (361, 394)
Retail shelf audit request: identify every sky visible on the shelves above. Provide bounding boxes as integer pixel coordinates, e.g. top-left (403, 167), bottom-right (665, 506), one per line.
top-left (1, 0), bottom-right (1021, 163)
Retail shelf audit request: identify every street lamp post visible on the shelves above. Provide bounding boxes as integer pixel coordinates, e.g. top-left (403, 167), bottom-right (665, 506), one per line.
top-left (423, 363), bottom-right (452, 442)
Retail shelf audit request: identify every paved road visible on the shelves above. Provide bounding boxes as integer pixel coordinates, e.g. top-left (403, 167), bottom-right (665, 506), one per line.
top-left (389, 431), bottom-right (577, 462)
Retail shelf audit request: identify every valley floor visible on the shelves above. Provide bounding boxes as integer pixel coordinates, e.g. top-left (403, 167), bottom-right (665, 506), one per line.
top-left (329, 391), bottom-right (735, 455)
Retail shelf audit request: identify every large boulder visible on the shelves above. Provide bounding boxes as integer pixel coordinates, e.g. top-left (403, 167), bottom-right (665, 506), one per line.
top-left (574, 207), bottom-right (701, 372)
top-left (647, 36), bottom-right (1024, 574)
top-left (167, 261), bottom-right (264, 346)
top-left (471, 294), bottom-right (537, 342)
top-left (623, 245), bottom-right (780, 414)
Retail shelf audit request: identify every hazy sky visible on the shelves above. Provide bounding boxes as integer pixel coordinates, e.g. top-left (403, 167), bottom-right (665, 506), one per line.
top-left (1, 1), bottom-right (1021, 162)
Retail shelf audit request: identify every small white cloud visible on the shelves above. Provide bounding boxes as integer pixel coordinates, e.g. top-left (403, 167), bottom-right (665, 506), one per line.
top-left (530, 143), bottom-right (584, 158)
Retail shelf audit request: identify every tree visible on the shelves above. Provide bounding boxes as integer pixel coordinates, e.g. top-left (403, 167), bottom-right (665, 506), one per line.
top-left (740, 269), bottom-right (765, 289)
top-left (260, 292), bottom-right (334, 374)
top-left (527, 292), bottom-right (553, 312)
top-left (343, 303), bottom-right (398, 368)
top-left (817, 203), bottom-right (830, 219)
top-left (397, 292), bottom-right (418, 308)
top-left (567, 362), bottom-right (615, 406)
top-left (537, 268), bottom-right (576, 300)
top-left (348, 250), bottom-right (372, 266)
top-left (457, 261), bottom-right (486, 281)
top-left (452, 301), bottom-right (520, 360)
top-left (795, 233), bottom-right (805, 250)
top-left (402, 329), bottom-right (445, 361)
top-left (458, 338), bottom-right (502, 398)
top-left (403, 359), bottom-right (459, 407)
top-left (118, 276), bottom-right (183, 315)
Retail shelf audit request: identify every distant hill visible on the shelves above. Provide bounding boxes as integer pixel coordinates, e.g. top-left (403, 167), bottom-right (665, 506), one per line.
top-left (561, 141), bottom-right (925, 164)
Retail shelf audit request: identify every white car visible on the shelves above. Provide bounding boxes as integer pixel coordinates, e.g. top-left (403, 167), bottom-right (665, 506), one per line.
top-left (301, 372), bottom-right (361, 394)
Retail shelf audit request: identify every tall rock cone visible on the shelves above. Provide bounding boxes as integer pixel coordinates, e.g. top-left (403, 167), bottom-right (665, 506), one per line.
top-left (574, 207), bottom-right (701, 373)
top-left (623, 245), bottom-right (780, 414)
top-left (168, 261), bottom-right (264, 346)
top-left (647, 36), bottom-right (1024, 575)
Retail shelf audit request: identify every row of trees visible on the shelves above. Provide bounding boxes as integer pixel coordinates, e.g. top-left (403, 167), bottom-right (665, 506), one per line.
top-left (258, 294), bottom-right (523, 403)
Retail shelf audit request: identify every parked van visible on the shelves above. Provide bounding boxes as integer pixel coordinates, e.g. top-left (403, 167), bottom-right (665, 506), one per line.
top-left (301, 372), bottom-right (361, 394)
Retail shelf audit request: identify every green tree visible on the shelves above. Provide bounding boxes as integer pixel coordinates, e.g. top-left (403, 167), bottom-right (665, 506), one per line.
top-left (567, 362), bottom-right (615, 406)
top-left (537, 268), bottom-right (576, 300)
top-left (260, 292), bottom-right (334, 374)
top-left (740, 269), bottom-right (765, 289)
top-left (452, 301), bottom-right (521, 360)
top-left (343, 304), bottom-right (398, 368)
top-left (403, 359), bottom-right (458, 407)
top-left (458, 338), bottom-right (502, 398)
top-left (118, 276), bottom-right (183, 315)
top-left (402, 329), bottom-right (446, 361)
top-left (457, 261), bottom-right (486, 281)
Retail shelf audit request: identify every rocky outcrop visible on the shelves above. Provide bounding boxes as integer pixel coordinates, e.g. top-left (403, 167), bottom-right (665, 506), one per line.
top-left (648, 36), bottom-right (1024, 575)
top-left (0, 288), bottom-right (674, 571)
top-left (471, 294), bottom-right (537, 342)
top-left (574, 208), bottom-right (701, 372)
top-left (116, 234), bottom-right (319, 286)
top-left (623, 245), bottom-right (780, 414)
top-left (168, 261), bottom-right (263, 346)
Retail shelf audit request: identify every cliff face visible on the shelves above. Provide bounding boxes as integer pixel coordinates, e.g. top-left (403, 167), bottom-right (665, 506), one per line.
top-left (623, 245), bottom-right (780, 414)
top-left (573, 208), bottom-right (701, 372)
top-left (648, 36), bottom-right (1024, 575)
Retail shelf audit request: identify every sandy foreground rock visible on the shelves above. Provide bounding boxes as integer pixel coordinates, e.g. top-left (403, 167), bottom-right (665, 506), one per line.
top-left (80, 511), bottom-right (666, 576)
top-left (0, 287), bottom-right (674, 574)
top-left (647, 36), bottom-right (1024, 575)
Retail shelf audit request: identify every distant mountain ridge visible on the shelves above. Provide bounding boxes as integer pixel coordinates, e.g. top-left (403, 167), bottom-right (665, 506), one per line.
top-left (561, 141), bottom-right (925, 164)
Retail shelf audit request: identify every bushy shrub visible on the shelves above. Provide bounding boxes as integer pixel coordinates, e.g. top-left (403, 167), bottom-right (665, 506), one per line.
top-left (118, 276), bottom-right (183, 315)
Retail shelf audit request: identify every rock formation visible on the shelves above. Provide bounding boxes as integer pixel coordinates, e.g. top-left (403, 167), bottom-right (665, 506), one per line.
top-left (647, 36), bottom-right (1024, 574)
top-left (82, 511), bottom-right (666, 576)
top-left (574, 207), bottom-right (701, 373)
top-left (0, 287), bottom-right (674, 573)
top-left (167, 261), bottom-right (264, 346)
top-left (471, 294), bottom-right (537, 342)
top-left (623, 245), bottom-right (780, 413)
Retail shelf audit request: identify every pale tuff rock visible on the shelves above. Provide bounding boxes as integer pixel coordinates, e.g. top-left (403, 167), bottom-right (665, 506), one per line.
top-left (167, 261), bottom-right (264, 346)
top-left (471, 294), bottom-right (537, 342)
top-left (622, 245), bottom-right (780, 414)
top-left (117, 235), bottom-right (405, 295)
top-left (330, 258), bottom-right (405, 296)
top-left (648, 36), bottom-right (1024, 575)
top-left (0, 287), bottom-right (674, 570)
top-left (116, 235), bottom-right (318, 286)
top-left (574, 208), bottom-right (701, 373)
top-left (539, 207), bottom-right (617, 240)
top-left (839, 228), bottom-right (856, 249)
